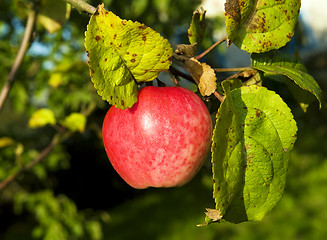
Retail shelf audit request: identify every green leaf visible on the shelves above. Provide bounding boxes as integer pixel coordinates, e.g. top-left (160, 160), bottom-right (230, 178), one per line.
top-left (252, 51), bottom-right (324, 109)
top-left (48, 72), bottom-right (63, 88)
top-left (28, 108), bottom-right (56, 128)
top-left (37, 0), bottom-right (70, 34)
top-left (209, 80), bottom-right (245, 223)
top-left (85, 4), bottom-right (173, 109)
top-left (224, 0), bottom-right (301, 53)
top-left (62, 113), bottom-right (86, 133)
top-left (208, 84), bottom-right (297, 223)
top-left (188, 8), bottom-right (206, 48)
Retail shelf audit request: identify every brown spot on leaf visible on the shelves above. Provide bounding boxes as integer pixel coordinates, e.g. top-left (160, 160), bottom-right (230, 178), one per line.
top-left (132, 53), bottom-right (137, 57)
top-left (256, 109), bottom-right (261, 117)
top-left (287, 33), bottom-right (293, 39)
top-left (95, 35), bottom-right (101, 42)
top-left (131, 59), bottom-right (136, 63)
top-left (113, 34), bottom-right (117, 40)
top-left (121, 100), bottom-right (125, 106)
top-left (138, 24), bottom-right (146, 29)
top-left (142, 35), bottom-right (146, 41)
top-left (104, 58), bottom-right (107, 61)
top-left (122, 20), bottom-right (127, 25)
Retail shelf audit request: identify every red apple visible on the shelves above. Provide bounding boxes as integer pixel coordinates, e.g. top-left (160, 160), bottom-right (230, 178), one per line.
top-left (102, 86), bottom-right (212, 189)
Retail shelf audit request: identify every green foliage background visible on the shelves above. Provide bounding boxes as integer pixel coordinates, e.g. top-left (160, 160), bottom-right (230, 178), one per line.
top-left (0, 0), bottom-right (326, 239)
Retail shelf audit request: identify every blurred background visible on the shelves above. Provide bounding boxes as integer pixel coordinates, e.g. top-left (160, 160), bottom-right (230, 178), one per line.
top-left (0, 0), bottom-right (326, 239)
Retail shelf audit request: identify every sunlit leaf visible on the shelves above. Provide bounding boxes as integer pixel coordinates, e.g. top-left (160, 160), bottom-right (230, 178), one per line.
top-left (0, 137), bottom-right (15, 148)
top-left (252, 51), bottom-right (324, 109)
top-left (62, 113), bottom-right (86, 133)
top-left (208, 84), bottom-right (297, 223)
top-left (48, 72), bottom-right (63, 88)
top-left (188, 8), bottom-right (206, 48)
top-left (85, 4), bottom-right (173, 109)
top-left (28, 108), bottom-right (56, 128)
top-left (183, 57), bottom-right (217, 96)
top-left (225, 0), bottom-right (301, 53)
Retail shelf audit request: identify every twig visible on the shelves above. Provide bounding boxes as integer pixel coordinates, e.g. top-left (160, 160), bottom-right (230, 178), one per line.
top-left (0, 133), bottom-right (62, 191)
top-left (214, 67), bottom-right (253, 73)
top-left (0, 9), bottom-right (37, 113)
top-left (0, 102), bottom-right (95, 191)
top-left (64, 0), bottom-right (97, 15)
top-left (195, 36), bottom-right (227, 60)
top-left (213, 91), bottom-right (224, 103)
top-left (169, 65), bottom-right (195, 83)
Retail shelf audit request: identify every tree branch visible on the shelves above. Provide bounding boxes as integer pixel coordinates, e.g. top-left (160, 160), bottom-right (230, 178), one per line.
top-left (195, 35), bottom-right (227, 60)
top-left (64, 0), bottom-right (97, 15)
top-left (0, 101), bottom-right (96, 191)
top-left (0, 8), bottom-right (37, 113)
top-left (214, 67), bottom-right (253, 73)
top-left (0, 133), bottom-right (61, 191)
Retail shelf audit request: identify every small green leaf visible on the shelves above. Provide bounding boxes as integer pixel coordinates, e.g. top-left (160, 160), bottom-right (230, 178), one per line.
top-left (48, 72), bottom-right (63, 88)
top-left (29, 108), bottom-right (56, 128)
top-left (62, 113), bottom-right (86, 133)
top-left (225, 0), bottom-right (301, 53)
top-left (208, 84), bottom-right (297, 223)
top-left (188, 8), bottom-right (206, 48)
top-left (252, 51), bottom-right (324, 109)
top-left (37, 0), bottom-right (70, 34)
top-left (85, 4), bottom-right (173, 109)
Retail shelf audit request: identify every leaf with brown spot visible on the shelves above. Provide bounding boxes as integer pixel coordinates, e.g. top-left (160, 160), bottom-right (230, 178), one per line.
top-left (188, 8), bottom-right (207, 48)
top-left (207, 83), bottom-right (298, 224)
top-left (85, 4), bottom-right (173, 109)
top-left (224, 0), bottom-right (301, 53)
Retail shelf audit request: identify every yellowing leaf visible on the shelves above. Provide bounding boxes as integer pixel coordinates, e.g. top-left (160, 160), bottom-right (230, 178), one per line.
top-left (225, 0), bottom-right (301, 53)
top-left (62, 113), bottom-right (86, 133)
top-left (184, 58), bottom-right (217, 96)
top-left (85, 4), bottom-right (173, 109)
top-left (48, 72), bottom-right (63, 88)
top-left (0, 137), bottom-right (15, 148)
top-left (28, 109), bottom-right (56, 128)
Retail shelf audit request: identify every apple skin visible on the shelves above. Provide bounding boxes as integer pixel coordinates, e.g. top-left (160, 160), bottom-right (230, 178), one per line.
top-left (102, 86), bottom-right (212, 189)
